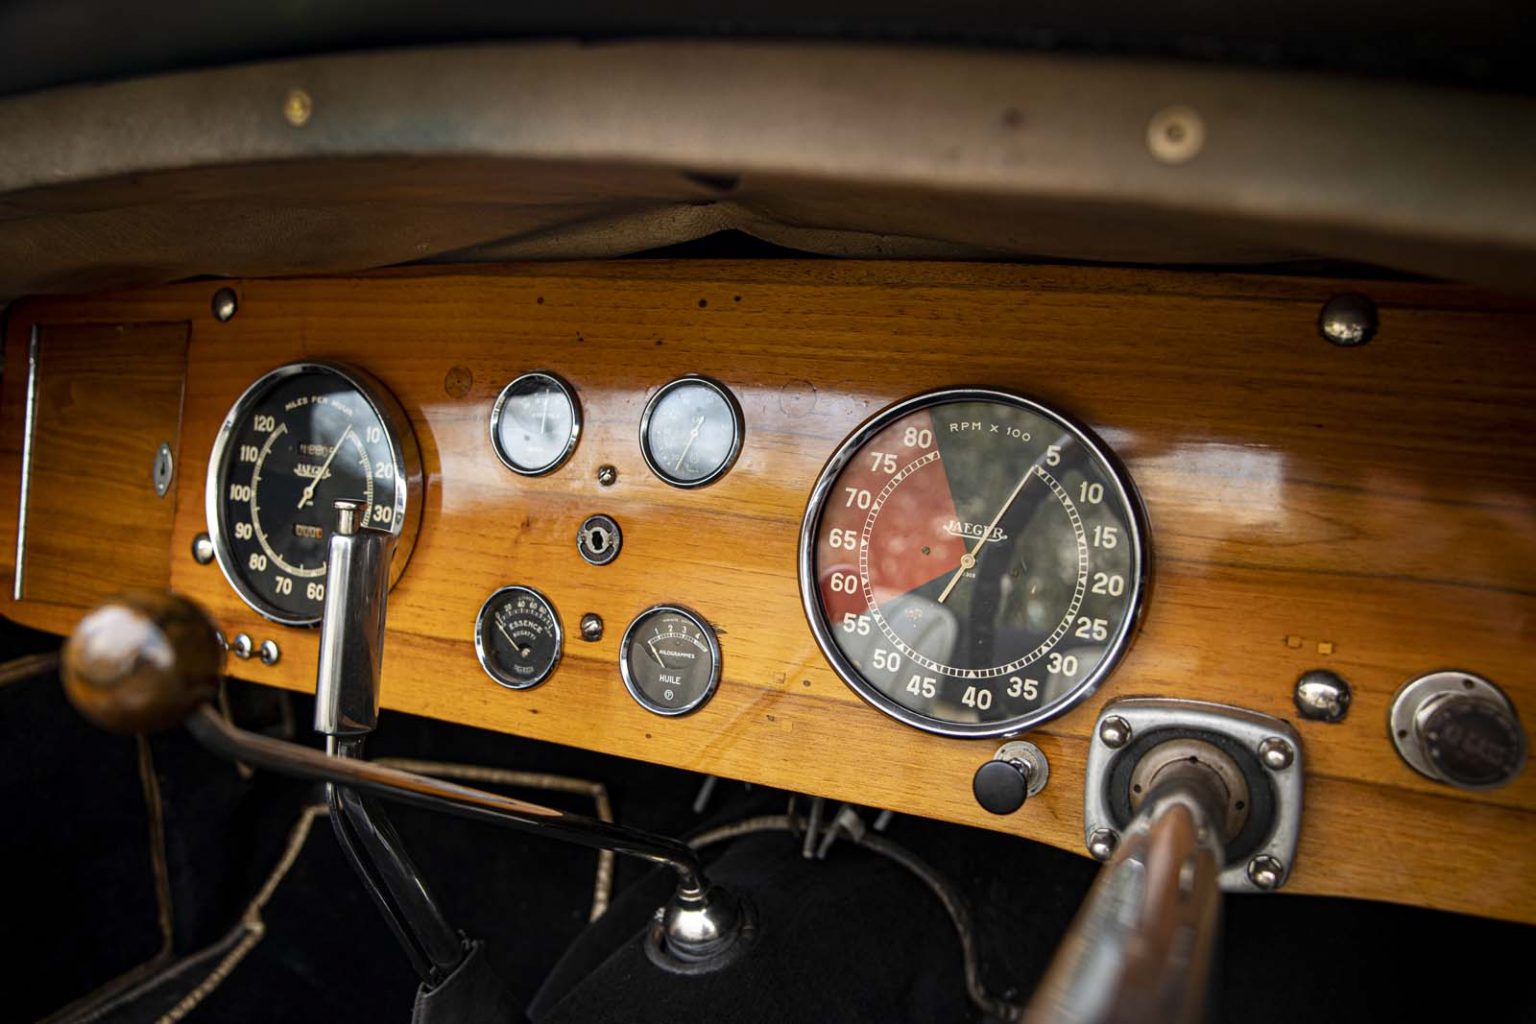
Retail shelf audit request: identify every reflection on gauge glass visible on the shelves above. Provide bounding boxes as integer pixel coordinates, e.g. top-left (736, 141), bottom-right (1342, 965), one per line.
top-left (619, 605), bottom-right (721, 715)
top-left (474, 586), bottom-right (563, 689)
top-left (639, 376), bottom-right (744, 487)
top-left (206, 362), bottom-right (421, 626)
top-left (490, 372), bottom-right (581, 476)
top-left (800, 388), bottom-right (1148, 738)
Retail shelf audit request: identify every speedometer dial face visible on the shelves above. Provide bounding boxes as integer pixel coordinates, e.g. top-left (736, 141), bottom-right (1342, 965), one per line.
top-left (206, 362), bottom-right (422, 626)
top-left (800, 389), bottom-right (1147, 737)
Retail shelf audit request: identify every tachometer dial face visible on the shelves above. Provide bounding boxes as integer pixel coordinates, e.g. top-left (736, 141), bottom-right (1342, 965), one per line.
top-left (800, 389), bottom-right (1147, 737)
top-left (206, 362), bottom-right (421, 626)
top-left (474, 586), bottom-right (563, 689)
top-left (639, 376), bottom-right (744, 488)
top-left (490, 372), bottom-right (581, 476)
top-left (619, 605), bottom-right (722, 716)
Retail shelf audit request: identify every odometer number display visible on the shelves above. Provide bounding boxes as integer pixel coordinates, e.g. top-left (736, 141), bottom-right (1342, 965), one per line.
top-left (800, 389), bottom-right (1147, 737)
top-left (206, 362), bottom-right (421, 625)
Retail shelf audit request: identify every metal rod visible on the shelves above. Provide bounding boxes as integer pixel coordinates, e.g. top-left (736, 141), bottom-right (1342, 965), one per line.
top-left (324, 736), bottom-right (466, 984)
top-left (186, 706), bottom-right (707, 891)
top-left (1024, 779), bottom-right (1225, 1024)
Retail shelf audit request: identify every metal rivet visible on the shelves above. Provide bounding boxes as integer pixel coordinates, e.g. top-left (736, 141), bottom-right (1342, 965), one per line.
top-left (597, 465), bottom-right (618, 487)
top-left (1294, 669), bottom-right (1352, 722)
top-left (1247, 855), bottom-right (1286, 890)
top-left (1258, 737), bottom-right (1295, 771)
top-left (284, 88), bottom-right (313, 127)
top-left (1087, 828), bottom-right (1119, 861)
top-left (230, 633), bottom-right (253, 660)
top-left (1099, 715), bottom-right (1132, 749)
top-left (1318, 294), bottom-right (1378, 347)
top-left (1146, 105), bottom-right (1205, 164)
top-left (152, 442), bottom-right (175, 498)
top-left (258, 640), bottom-right (281, 666)
top-left (212, 288), bottom-right (238, 322)
top-left (192, 532), bottom-right (215, 565)
top-left (580, 613), bottom-right (604, 642)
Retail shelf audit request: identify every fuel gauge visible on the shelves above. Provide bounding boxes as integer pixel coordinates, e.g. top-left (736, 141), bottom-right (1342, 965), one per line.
top-left (475, 585), bottom-right (563, 690)
top-left (619, 605), bottom-right (722, 715)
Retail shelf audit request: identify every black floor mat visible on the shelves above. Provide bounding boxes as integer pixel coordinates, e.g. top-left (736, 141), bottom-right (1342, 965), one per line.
top-left (7, 665), bottom-right (1535, 1023)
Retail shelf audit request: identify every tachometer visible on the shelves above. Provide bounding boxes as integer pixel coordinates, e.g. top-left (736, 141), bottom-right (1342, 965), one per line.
top-left (799, 389), bottom-right (1147, 737)
top-left (206, 362), bottom-right (422, 625)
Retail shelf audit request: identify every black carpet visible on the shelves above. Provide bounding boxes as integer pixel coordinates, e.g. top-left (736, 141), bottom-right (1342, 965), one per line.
top-left (4, 644), bottom-right (1534, 1023)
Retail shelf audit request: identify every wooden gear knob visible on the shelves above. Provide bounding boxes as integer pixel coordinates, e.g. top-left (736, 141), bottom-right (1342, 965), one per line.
top-left (61, 591), bottom-right (225, 734)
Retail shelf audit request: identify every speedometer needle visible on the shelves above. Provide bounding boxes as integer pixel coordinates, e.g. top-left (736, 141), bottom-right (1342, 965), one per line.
top-left (937, 467), bottom-right (1035, 604)
top-left (673, 416), bottom-right (706, 472)
top-left (297, 425), bottom-right (354, 509)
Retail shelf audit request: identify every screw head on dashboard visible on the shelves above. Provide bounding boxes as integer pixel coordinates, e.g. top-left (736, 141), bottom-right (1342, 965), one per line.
top-left (1087, 828), bottom-right (1118, 861)
top-left (1318, 293), bottom-right (1377, 347)
top-left (580, 613), bottom-right (604, 642)
top-left (192, 532), bottom-right (215, 565)
top-left (1258, 736), bottom-right (1295, 771)
top-left (597, 465), bottom-right (618, 487)
top-left (1099, 716), bottom-right (1132, 749)
top-left (211, 288), bottom-right (238, 322)
top-left (1247, 855), bottom-right (1286, 891)
top-left (258, 640), bottom-right (281, 666)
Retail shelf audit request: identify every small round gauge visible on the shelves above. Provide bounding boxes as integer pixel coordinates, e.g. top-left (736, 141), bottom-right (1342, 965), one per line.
top-left (206, 362), bottom-right (422, 626)
top-left (619, 605), bottom-right (722, 716)
top-left (639, 376), bottom-right (744, 488)
top-left (490, 371), bottom-right (581, 476)
top-left (474, 586), bottom-right (563, 689)
top-left (800, 388), bottom-right (1148, 738)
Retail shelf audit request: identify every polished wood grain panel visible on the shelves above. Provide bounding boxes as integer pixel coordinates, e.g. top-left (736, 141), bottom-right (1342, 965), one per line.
top-left (6, 322), bottom-right (187, 604)
top-left (2, 262), bottom-right (1532, 923)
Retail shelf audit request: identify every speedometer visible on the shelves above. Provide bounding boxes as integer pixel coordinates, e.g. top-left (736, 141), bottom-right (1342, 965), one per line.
top-left (799, 388), bottom-right (1147, 737)
top-left (205, 362), bottom-right (422, 626)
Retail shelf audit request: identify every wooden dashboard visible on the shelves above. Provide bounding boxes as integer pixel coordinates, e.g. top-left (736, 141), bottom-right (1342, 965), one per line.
top-left (3, 261), bottom-right (1533, 924)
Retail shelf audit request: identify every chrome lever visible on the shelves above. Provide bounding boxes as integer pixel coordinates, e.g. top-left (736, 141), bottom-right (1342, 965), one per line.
top-left (61, 586), bottom-right (747, 971)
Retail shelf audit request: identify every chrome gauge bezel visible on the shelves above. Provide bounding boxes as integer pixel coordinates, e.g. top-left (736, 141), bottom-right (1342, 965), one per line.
top-left (619, 604), bottom-right (723, 716)
top-left (474, 585), bottom-right (564, 690)
top-left (204, 361), bottom-right (423, 627)
top-left (488, 371), bottom-right (582, 477)
top-left (638, 375), bottom-right (745, 489)
top-left (797, 387), bottom-right (1151, 739)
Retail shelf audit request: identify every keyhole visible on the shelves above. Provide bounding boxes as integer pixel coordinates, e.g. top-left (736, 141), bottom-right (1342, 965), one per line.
top-left (588, 527), bottom-right (608, 552)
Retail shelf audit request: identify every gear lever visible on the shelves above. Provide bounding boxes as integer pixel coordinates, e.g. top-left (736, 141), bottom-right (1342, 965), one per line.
top-left (60, 507), bottom-right (747, 984)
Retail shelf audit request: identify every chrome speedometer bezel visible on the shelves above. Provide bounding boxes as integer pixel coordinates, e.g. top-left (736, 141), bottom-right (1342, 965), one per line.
top-left (204, 360), bottom-right (424, 627)
top-left (797, 387), bottom-right (1151, 739)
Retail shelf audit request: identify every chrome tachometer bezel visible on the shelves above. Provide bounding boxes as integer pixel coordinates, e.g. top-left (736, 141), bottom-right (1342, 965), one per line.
top-left (797, 387), bottom-right (1151, 739)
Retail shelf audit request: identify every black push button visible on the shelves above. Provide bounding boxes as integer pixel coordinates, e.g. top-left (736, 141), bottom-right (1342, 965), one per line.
top-left (973, 758), bottom-right (1032, 815)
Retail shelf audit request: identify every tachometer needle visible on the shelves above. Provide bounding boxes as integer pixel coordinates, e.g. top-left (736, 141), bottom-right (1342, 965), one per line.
top-left (673, 416), bottom-right (706, 472)
top-left (297, 425), bottom-right (355, 509)
top-left (937, 467), bottom-right (1035, 604)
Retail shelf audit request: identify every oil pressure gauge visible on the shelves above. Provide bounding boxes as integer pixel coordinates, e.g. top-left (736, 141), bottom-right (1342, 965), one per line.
top-left (619, 605), bottom-right (722, 715)
top-left (639, 376), bottom-right (744, 487)
top-left (475, 586), bottom-right (563, 689)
